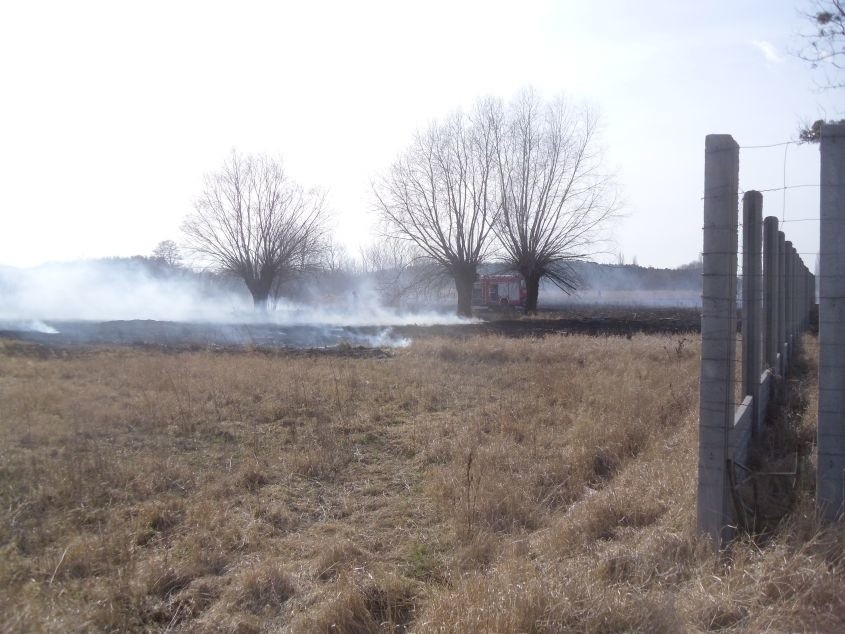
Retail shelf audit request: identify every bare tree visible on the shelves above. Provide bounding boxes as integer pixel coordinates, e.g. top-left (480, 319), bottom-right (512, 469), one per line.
top-left (373, 101), bottom-right (501, 316)
top-left (182, 151), bottom-right (328, 309)
top-left (151, 240), bottom-right (182, 268)
top-left (301, 239), bottom-right (360, 303)
top-left (494, 90), bottom-right (618, 313)
top-left (359, 238), bottom-right (422, 308)
top-left (321, 240), bottom-right (359, 275)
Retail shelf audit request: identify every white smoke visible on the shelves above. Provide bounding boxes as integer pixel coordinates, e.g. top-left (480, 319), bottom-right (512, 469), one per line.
top-left (539, 286), bottom-right (701, 308)
top-left (265, 281), bottom-right (469, 327)
top-left (0, 261), bottom-right (246, 323)
top-left (533, 261), bottom-right (701, 308)
top-left (0, 260), bottom-right (471, 339)
top-left (0, 319), bottom-right (59, 334)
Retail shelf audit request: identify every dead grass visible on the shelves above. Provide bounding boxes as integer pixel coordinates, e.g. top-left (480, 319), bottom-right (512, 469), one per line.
top-left (0, 332), bottom-right (842, 632)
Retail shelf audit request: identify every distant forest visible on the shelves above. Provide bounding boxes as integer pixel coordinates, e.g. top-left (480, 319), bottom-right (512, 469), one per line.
top-left (569, 260), bottom-right (701, 292)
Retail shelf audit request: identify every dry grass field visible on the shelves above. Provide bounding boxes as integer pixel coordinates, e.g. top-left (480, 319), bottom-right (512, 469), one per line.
top-left (1, 332), bottom-right (843, 632)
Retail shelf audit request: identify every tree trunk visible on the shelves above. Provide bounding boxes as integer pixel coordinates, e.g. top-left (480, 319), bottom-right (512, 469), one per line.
top-left (524, 271), bottom-right (541, 315)
top-left (454, 269), bottom-right (476, 318)
top-left (252, 291), bottom-right (270, 311)
top-left (245, 276), bottom-right (273, 312)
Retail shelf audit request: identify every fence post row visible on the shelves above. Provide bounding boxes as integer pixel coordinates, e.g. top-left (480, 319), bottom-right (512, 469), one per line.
top-left (698, 133), bottom-right (817, 548)
top-left (817, 123), bottom-right (845, 521)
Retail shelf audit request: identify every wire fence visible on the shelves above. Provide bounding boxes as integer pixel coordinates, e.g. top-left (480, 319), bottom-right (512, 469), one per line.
top-left (697, 133), bottom-right (818, 549)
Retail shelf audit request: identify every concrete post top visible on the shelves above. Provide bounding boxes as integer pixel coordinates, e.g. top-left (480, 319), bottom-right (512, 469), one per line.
top-left (764, 216), bottom-right (779, 228)
top-left (786, 241), bottom-right (793, 249)
top-left (743, 190), bottom-right (763, 204)
top-left (821, 123), bottom-right (845, 138)
top-left (778, 231), bottom-right (785, 240)
top-left (705, 135), bottom-right (739, 150)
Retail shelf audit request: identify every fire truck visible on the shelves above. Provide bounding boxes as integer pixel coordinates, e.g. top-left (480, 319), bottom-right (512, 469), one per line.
top-left (472, 273), bottom-right (527, 308)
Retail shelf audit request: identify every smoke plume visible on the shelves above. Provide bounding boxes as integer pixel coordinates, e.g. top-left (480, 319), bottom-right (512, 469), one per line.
top-left (0, 259), bottom-right (469, 348)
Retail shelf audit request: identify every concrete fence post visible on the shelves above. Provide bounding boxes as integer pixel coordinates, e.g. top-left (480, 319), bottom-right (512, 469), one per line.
top-left (801, 262), bottom-right (806, 329)
top-left (785, 247), bottom-right (790, 347)
top-left (786, 242), bottom-right (794, 352)
top-left (807, 265), bottom-right (813, 327)
top-left (796, 251), bottom-right (802, 332)
top-left (742, 191), bottom-right (763, 435)
top-left (801, 264), bottom-right (810, 331)
top-left (817, 122), bottom-right (845, 521)
top-left (795, 249), bottom-right (804, 330)
top-left (795, 251), bottom-right (801, 331)
top-left (778, 231), bottom-right (787, 374)
top-left (801, 262), bottom-right (808, 330)
top-left (811, 270), bottom-right (817, 322)
top-left (808, 267), bottom-right (814, 327)
top-left (798, 262), bottom-right (804, 330)
top-left (796, 259), bottom-right (800, 332)
top-left (697, 135), bottom-right (739, 548)
top-left (791, 253), bottom-right (797, 337)
top-left (764, 216), bottom-right (780, 370)
top-left (801, 256), bottom-right (807, 328)
top-left (789, 244), bottom-right (800, 340)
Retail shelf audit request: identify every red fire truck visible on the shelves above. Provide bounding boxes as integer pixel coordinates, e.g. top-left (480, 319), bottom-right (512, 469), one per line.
top-left (472, 273), bottom-right (527, 308)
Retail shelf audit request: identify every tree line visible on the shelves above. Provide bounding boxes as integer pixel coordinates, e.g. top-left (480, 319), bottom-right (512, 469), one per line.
top-left (180, 89), bottom-right (618, 315)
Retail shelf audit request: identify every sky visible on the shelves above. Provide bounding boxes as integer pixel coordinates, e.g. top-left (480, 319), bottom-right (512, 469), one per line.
top-left (0, 0), bottom-right (840, 270)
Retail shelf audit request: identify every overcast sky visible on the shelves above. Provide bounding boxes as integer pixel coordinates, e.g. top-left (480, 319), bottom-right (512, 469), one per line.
top-left (0, 0), bottom-right (839, 269)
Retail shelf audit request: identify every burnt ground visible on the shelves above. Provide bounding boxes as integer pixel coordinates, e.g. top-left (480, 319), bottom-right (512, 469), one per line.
top-left (399, 305), bottom-right (701, 340)
top-left (0, 305), bottom-right (702, 356)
